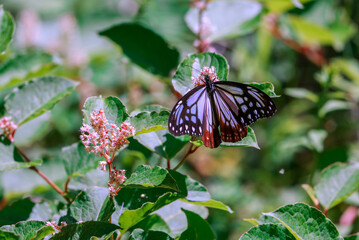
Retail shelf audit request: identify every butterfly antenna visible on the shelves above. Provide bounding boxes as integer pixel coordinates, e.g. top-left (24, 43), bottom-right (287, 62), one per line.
top-left (183, 64), bottom-right (202, 73)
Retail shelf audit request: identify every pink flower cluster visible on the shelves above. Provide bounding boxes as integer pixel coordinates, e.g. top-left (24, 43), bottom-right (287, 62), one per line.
top-left (46, 221), bottom-right (67, 231)
top-left (80, 109), bottom-right (135, 157)
top-left (108, 166), bottom-right (127, 197)
top-left (0, 116), bottom-right (18, 142)
top-left (191, 66), bottom-right (219, 87)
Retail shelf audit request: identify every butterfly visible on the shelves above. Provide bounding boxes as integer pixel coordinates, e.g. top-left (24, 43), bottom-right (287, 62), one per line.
top-left (168, 65), bottom-right (277, 148)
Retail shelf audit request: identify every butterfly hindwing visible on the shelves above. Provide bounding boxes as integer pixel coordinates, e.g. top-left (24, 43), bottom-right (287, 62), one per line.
top-left (168, 85), bottom-right (206, 137)
top-left (213, 90), bottom-right (248, 143)
top-left (214, 81), bottom-right (277, 126)
top-left (201, 94), bottom-right (222, 148)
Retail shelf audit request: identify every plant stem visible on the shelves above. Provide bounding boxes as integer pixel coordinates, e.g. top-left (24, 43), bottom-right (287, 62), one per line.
top-left (64, 176), bottom-right (71, 194)
top-left (173, 144), bottom-right (199, 171)
top-left (17, 147), bottom-right (70, 203)
top-left (166, 157), bottom-right (171, 169)
top-left (265, 14), bottom-right (327, 67)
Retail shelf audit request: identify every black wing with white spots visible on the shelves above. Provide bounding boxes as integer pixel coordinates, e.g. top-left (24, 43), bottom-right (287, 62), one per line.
top-left (168, 85), bottom-right (206, 137)
top-left (214, 81), bottom-right (277, 126)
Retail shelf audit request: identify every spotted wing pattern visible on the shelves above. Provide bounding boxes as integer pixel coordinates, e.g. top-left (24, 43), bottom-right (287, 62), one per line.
top-left (168, 85), bottom-right (206, 137)
top-left (214, 81), bottom-right (277, 126)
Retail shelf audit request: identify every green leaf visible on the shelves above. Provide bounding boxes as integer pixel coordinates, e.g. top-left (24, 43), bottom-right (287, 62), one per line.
top-left (301, 184), bottom-right (319, 207)
top-left (129, 229), bottom-right (174, 240)
top-left (191, 126), bottom-right (260, 149)
top-left (60, 142), bottom-right (102, 178)
top-left (49, 221), bottom-right (119, 240)
top-left (185, 0), bottom-right (262, 41)
top-left (0, 52), bottom-right (54, 90)
top-left (306, 129), bottom-right (327, 152)
top-left (115, 189), bottom-right (179, 234)
top-left (0, 136), bottom-right (43, 171)
top-left (263, 203), bottom-right (341, 240)
top-left (169, 170), bottom-right (232, 212)
top-left (4, 76), bottom-right (78, 126)
top-left (285, 88), bottom-right (318, 102)
top-left (0, 220), bottom-right (55, 240)
top-left (179, 209), bottom-right (215, 240)
top-left (0, 6), bottom-right (15, 54)
top-left (99, 23), bottom-right (179, 77)
top-left (240, 223), bottom-right (296, 240)
top-left (0, 198), bottom-right (35, 226)
top-left (130, 214), bottom-right (171, 235)
top-left (130, 109), bottom-right (170, 135)
top-left (330, 59), bottom-right (359, 84)
top-left (291, 0), bottom-right (304, 8)
top-left (345, 234), bottom-right (359, 240)
top-left (220, 126), bottom-right (259, 149)
top-left (172, 52), bottom-right (229, 96)
top-left (248, 82), bottom-right (278, 98)
top-left (263, 0), bottom-right (313, 13)
top-left (124, 165), bottom-right (179, 191)
top-left (0, 230), bottom-right (17, 239)
top-left (97, 196), bottom-right (116, 222)
top-left (180, 199), bottom-right (232, 213)
top-left (314, 162), bottom-right (359, 210)
top-left (134, 129), bottom-right (190, 159)
top-left (155, 200), bottom-right (209, 237)
top-left (82, 96), bottom-right (129, 126)
top-left (319, 100), bottom-right (353, 118)
top-left (68, 187), bottom-right (113, 222)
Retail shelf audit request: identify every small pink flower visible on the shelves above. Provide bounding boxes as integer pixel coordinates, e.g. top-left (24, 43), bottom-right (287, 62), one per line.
top-left (99, 161), bottom-right (107, 171)
top-left (80, 110), bottom-right (136, 156)
top-left (192, 66), bottom-right (219, 87)
top-left (0, 116), bottom-right (18, 142)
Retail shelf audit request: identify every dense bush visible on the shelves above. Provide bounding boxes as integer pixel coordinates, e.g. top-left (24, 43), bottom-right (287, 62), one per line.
top-left (0, 0), bottom-right (359, 239)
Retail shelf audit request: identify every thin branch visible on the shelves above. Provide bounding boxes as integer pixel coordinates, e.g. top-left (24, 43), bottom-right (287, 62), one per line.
top-left (265, 14), bottom-right (327, 67)
top-left (173, 144), bottom-right (199, 171)
top-left (166, 157), bottom-right (171, 169)
top-left (64, 176), bottom-right (71, 194)
top-left (16, 147), bottom-right (70, 203)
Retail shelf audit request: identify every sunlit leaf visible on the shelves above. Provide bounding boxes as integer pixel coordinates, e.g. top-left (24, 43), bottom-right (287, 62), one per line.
top-left (0, 52), bottom-right (54, 90)
top-left (314, 162), bottom-right (359, 210)
top-left (185, 0), bottom-right (262, 41)
top-left (124, 165), bottom-right (178, 191)
top-left (263, 203), bottom-right (341, 240)
top-left (0, 221), bottom-right (54, 240)
top-left (67, 187), bottom-right (114, 222)
top-left (0, 6), bottom-right (14, 54)
top-left (134, 129), bottom-right (190, 159)
top-left (4, 76), bottom-right (78, 125)
top-left (172, 52), bottom-right (228, 96)
top-left (318, 100), bottom-right (352, 118)
top-left (285, 88), bottom-right (318, 102)
top-left (0, 136), bottom-right (42, 171)
top-left (82, 96), bottom-right (129, 126)
top-left (60, 142), bottom-right (101, 178)
top-left (130, 109), bottom-right (170, 135)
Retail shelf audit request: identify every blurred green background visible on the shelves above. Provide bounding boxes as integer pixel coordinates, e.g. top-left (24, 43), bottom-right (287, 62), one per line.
top-left (1, 0), bottom-right (359, 239)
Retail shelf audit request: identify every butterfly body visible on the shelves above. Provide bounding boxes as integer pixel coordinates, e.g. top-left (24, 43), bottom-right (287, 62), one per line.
top-left (168, 72), bottom-right (277, 148)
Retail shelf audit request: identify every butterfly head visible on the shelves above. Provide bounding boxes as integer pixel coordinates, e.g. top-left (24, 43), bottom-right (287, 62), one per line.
top-left (191, 66), bottom-right (219, 87)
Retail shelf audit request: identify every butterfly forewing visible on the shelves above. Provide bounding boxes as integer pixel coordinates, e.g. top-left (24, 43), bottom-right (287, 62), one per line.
top-left (214, 81), bottom-right (277, 126)
top-left (168, 85), bottom-right (206, 136)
